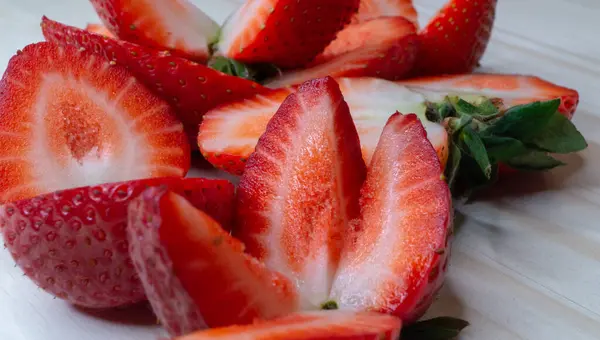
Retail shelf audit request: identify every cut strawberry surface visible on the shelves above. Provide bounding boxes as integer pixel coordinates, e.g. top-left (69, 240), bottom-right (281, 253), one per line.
top-left (216, 0), bottom-right (360, 69)
top-left (0, 177), bottom-right (235, 308)
top-left (128, 188), bottom-right (299, 336)
top-left (267, 17), bottom-right (419, 88)
top-left (90, 0), bottom-right (219, 62)
top-left (413, 0), bottom-right (497, 75)
top-left (354, 0), bottom-right (418, 26)
top-left (235, 77), bottom-right (366, 310)
top-left (173, 311), bottom-right (402, 340)
top-left (0, 42), bottom-right (189, 203)
top-left (329, 113), bottom-right (452, 324)
top-left (199, 77), bottom-right (447, 175)
top-left (399, 73), bottom-right (580, 118)
top-left (85, 23), bottom-right (114, 38)
top-left (41, 17), bottom-right (268, 143)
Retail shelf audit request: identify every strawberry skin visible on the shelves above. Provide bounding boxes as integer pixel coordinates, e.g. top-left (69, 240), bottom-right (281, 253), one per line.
top-left (173, 311), bottom-right (402, 340)
top-left (267, 17), bottom-right (419, 88)
top-left (413, 0), bottom-right (498, 75)
top-left (41, 17), bottom-right (269, 144)
top-left (236, 77), bottom-right (367, 309)
top-left (329, 113), bottom-right (452, 324)
top-left (0, 42), bottom-right (189, 203)
top-left (216, 0), bottom-right (360, 69)
top-left (0, 177), bottom-right (235, 309)
top-left (128, 188), bottom-right (298, 336)
top-left (85, 23), bottom-right (114, 38)
top-left (90, 0), bottom-right (219, 62)
top-left (353, 0), bottom-right (418, 26)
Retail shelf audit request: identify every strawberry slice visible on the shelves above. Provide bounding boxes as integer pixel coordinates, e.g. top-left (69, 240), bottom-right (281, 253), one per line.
top-left (173, 311), bottom-right (402, 340)
top-left (41, 17), bottom-right (269, 143)
top-left (128, 188), bottom-right (298, 336)
top-left (354, 0), bottom-right (418, 26)
top-left (85, 23), bottom-right (114, 38)
top-left (0, 177), bottom-right (235, 309)
top-left (235, 77), bottom-right (367, 309)
top-left (199, 74), bottom-right (580, 176)
top-left (89, 0), bottom-right (219, 62)
top-left (413, 0), bottom-right (498, 75)
top-left (267, 17), bottom-right (419, 88)
top-left (215, 0), bottom-right (360, 69)
top-left (329, 113), bottom-right (452, 324)
top-left (0, 42), bottom-right (189, 203)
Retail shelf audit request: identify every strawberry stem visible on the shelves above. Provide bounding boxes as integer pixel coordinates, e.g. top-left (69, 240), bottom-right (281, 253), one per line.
top-left (320, 301), bottom-right (339, 310)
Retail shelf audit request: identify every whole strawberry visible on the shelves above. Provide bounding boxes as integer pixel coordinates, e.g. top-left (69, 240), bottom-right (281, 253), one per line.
top-left (0, 177), bottom-right (234, 309)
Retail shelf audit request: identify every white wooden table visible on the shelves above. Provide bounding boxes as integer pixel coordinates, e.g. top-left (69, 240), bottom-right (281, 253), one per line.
top-left (1, 1), bottom-right (600, 339)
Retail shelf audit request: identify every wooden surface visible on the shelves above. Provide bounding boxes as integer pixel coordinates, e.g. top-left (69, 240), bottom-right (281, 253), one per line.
top-left (1, 1), bottom-right (599, 339)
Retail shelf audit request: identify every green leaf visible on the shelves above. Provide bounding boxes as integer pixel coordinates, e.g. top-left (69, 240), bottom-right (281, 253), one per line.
top-left (446, 116), bottom-right (473, 135)
top-left (401, 317), bottom-right (470, 340)
top-left (460, 126), bottom-right (492, 179)
top-left (482, 136), bottom-right (529, 162)
top-left (208, 56), bottom-right (253, 79)
top-left (446, 142), bottom-right (462, 192)
top-left (483, 99), bottom-right (560, 139)
top-left (525, 111), bottom-right (588, 153)
top-left (507, 151), bottom-right (565, 171)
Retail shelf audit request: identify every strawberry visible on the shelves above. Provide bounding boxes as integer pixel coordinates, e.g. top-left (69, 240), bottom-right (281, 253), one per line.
top-left (329, 113), bottom-right (452, 324)
top-left (41, 17), bottom-right (269, 144)
top-left (353, 0), bottom-right (418, 26)
top-left (266, 17), bottom-right (419, 88)
top-left (85, 23), bottom-right (114, 38)
top-left (199, 74), bottom-right (581, 176)
top-left (0, 42), bottom-right (189, 203)
top-left (215, 0), bottom-right (360, 69)
top-left (0, 177), bottom-right (235, 309)
top-left (413, 0), bottom-right (498, 75)
top-left (172, 311), bottom-right (402, 340)
top-left (235, 77), bottom-right (366, 310)
top-left (89, 0), bottom-right (219, 62)
top-left (128, 187), bottom-right (299, 336)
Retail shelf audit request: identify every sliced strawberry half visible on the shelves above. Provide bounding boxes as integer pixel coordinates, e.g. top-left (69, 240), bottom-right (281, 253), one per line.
top-left (235, 77), bottom-right (366, 310)
top-left (128, 188), bottom-right (299, 336)
top-left (266, 17), bottom-right (419, 88)
top-left (41, 17), bottom-right (269, 143)
top-left (216, 0), bottom-right (360, 69)
top-left (353, 0), bottom-right (418, 26)
top-left (399, 73), bottom-right (580, 118)
top-left (85, 23), bottom-right (114, 38)
top-left (90, 0), bottom-right (219, 62)
top-left (173, 311), bottom-right (402, 340)
top-left (329, 113), bottom-right (452, 324)
top-left (0, 177), bottom-right (235, 308)
top-left (413, 0), bottom-right (498, 75)
top-left (198, 77), bottom-right (447, 175)
top-left (0, 42), bottom-right (189, 203)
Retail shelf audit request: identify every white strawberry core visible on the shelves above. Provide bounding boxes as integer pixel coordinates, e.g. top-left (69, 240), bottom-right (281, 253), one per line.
top-left (217, 0), bottom-right (267, 55)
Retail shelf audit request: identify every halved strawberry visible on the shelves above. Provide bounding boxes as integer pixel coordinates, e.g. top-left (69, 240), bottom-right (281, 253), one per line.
top-left (173, 311), bottom-right (402, 340)
top-left (215, 0), bottom-right (360, 69)
top-left (85, 23), bottom-right (114, 38)
top-left (353, 0), bottom-right (418, 26)
top-left (41, 17), bottom-right (269, 143)
top-left (128, 188), bottom-right (299, 336)
top-left (89, 0), bottom-right (219, 62)
top-left (267, 17), bottom-right (419, 88)
top-left (0, 42), bottom-right (189, 203)
top-left (0, 177), bottom-right (235, 309)
top-left (199, 74), bottom-right (580, 176)
top-left (413, 0), bottom-right (498, 75)
top-left (235, 77), bottom-right (366, 310)
top-left (329, 113), bottom-right (452, 324)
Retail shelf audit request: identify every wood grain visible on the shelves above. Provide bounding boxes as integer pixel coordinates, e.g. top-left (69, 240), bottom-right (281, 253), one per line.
top-left (1, 0), bottom-right (599, 339)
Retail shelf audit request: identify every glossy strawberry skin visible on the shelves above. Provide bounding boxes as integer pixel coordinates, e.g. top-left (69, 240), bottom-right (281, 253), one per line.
top-left (0, 177), bottom-right (235, 309)
top-left (128, 187), bottom-right (299, 336)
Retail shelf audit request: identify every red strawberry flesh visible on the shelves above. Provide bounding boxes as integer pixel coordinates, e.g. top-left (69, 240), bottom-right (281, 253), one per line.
top-left (0, 177), bottom-right (235, 308)
top-left (236, 77), bottom-right (367, 309)
top-left (354, 0), bottom-right (418, 26)
top-left (329, 113), bottom-right (452, 323)
top-left (128, 188), bottom-right (299, 336)
top-left (0, 42), bottom-right (189, 203)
